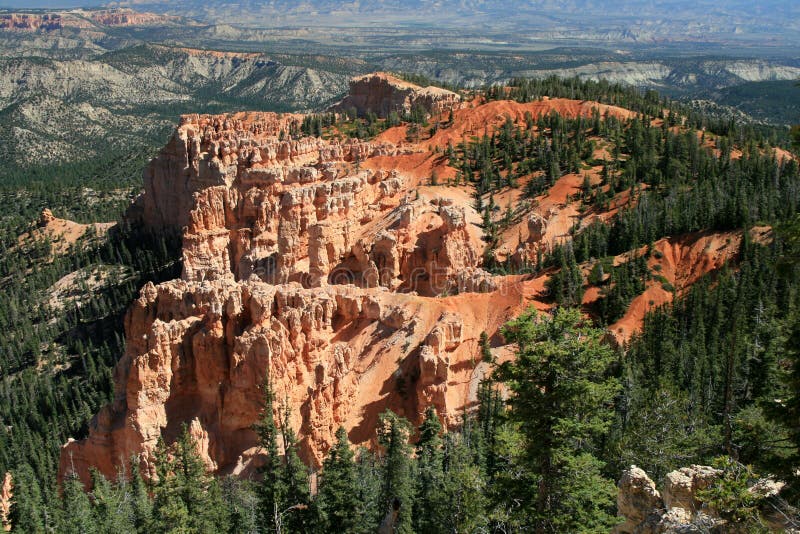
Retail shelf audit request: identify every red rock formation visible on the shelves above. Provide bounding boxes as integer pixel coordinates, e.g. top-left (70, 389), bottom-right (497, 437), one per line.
top-left (61, 110), bottom-right (511, 486)
top-left (89, 9), bottom-right (173, 27)
top-left (329, 72), bottom-right (461, 118)
top-left (39, 208), bottom-right (55, 226)
top-left (59, 276), bottom-right (527, 483)
top-left (15, 208), bottom-right (114, 256)
top-left (0, 473), bottom-right (10, 532)
top-left (604, 227), bottom-right (772, 342)
top-left (0, 14), bottom-right (62, 31)
top-left (0, 9), bottom-right (174, 31)
top-left (60, 92), bottom-right (756, 488)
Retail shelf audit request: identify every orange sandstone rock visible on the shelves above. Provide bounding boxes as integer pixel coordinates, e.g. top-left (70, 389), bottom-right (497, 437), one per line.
top-left (0, 472), bottom-right (10, 532)
top-left (60, 90), bottom-right (754, 487)
top-left (329, 72), bottom-right (461, 118)
top-left (61, 109), bottom-right (513, 486)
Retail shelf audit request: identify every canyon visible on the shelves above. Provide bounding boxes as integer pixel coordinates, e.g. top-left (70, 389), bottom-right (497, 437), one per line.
top-left (56, 73), bottom-right (763, 486)
top-left (2, 7), bottom-right (797, 173)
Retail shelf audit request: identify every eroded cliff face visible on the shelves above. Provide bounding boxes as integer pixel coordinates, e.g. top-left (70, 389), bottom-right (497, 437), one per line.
top-left (61, 108), bottom-right (510, 484)
top-left (0, 14), bottom-right (63, 31)
top-left (59, 86), bottom-right (761, 486)
top-left (0, 9), bottom-right (174, 31)
top-left (329, 72), bottom-right (461, 118)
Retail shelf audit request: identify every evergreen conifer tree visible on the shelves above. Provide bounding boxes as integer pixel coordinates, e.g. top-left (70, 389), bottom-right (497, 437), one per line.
top-left (413, 407), bottom-right (444, 533)
top-left (150, 426), bottom-right (230, 533)
top-left (496, 308), bottom-right (621, 532)
top-left (279, 405), bottom-right (311, 533)
top-left (90, 469), bottom-right (136, 534)
top-left (60, 473), bottom-right (95, 534)
top-left (8, 464), bottom-right (47, 534)
top-left (437, 434), bottom-right (488, 532)
top-left (222, 477), bottom-right (259, 534)
top-left (316, 427), bottom-right (361, 533)
top-left (128, 458), bottom-right (153, 532)
top-left (377, 410), bottom-right (414, 534)
top-left (354, 447), bottom-right (382, 531)
top-left (253, 376), bottom-right (287, 531)
top-left (480, 331), bottom-right (493, 363)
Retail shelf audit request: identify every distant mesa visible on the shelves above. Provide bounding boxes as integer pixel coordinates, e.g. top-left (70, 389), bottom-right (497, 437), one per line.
top-left (0, 8), bottom-right (177, 31)
top-left (329, 72), bottom-right (461, 119)
top-left (0, 13), bottom-right (63, 31)
top-left (88, 8), bottom-right (175, 27)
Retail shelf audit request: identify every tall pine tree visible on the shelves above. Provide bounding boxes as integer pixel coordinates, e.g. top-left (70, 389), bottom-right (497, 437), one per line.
top-left (315, 427), bottom-right (361, 533)
top-left (496, 308), bottom-right (621, 532)
top-left (150, 425), bottom-right (230, 533)
top-left (278, 405), bottom-right (311, 533)
top-left (413, 406), bottom-right (444, 534)
top-left (377, 410), bottom-right (414, 534)
top-left (253, 376), bottom-right (287, 532)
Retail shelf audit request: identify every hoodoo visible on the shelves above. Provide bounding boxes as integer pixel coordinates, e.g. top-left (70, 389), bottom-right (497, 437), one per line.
top-left (59, 93), bottom-right (507, 485)
top-left (58, 74), bottom-right (772, 490)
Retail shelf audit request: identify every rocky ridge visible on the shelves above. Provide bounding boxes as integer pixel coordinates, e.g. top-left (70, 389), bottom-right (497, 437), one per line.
top-left (14, 208), bottom-right (114, 256)
top-left (59, 100), bottom-right (512, 483)
top-left (329, 72), bottom-right (461, 118)
top-left (0, 46), bottom-right (355, 166)
top-left (0, 9), bottom-right (177, 31)
top-left (0, 14), bottom-right (64, 31)
top-left (58, 78), bottom-right (766, 487)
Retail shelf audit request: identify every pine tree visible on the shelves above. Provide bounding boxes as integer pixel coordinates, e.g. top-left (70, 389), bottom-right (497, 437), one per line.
top-left (480, 331), bottom-right (493, 363)
top-left (413, 407), bottom-right (444, 533)
top-left (129, 457), bottom-right (153, 532)
top-left (221, 477), bottom-right (259, 534)
top-left (316, 427), bottom-right (361, 533)
top-left (90, 468), bottom-right (136, 534)
top-left (766, 218), bottom-right (800, 500)
top-left (150, 437), bottom-right (189, 532)
top-left (496, 308), bottom-right (621, 532)
top-left (546, 244), bottom-right (584, 307)
top-left (354, 447), bottom-right (382, 531)
top-left (150, 426), bottom-right (230, 533)
top-left (377, 410), bottom-right (414, 534)
top-left (9, 464), bottom-right (47, 533)
top-left (202, 479), bottom-right (231, 533)
top-left (279, 405), bottom-right (311, 533)
top-left (476, 380), bottom-right (505, 480)
top-left (437, 434), bottom-right (488, 532)
top-left (611, 384), bottom-right (720, 481)
top-left (253, 376), bottom-right (287, 531)
top-left (767, 313), bottom-right (800, 501)
top-left (59, 472), bottom-right (95, 533)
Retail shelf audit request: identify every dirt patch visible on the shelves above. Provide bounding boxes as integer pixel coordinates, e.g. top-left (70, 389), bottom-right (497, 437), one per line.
top-left (17, 209), bottom-right (114, 256)
top-left (47, 264), bottom-right (131, 312)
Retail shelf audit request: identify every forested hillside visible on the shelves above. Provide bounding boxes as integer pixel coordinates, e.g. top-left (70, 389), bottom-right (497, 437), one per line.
top-left (0, 141), bottom-right (182, 516)
top-left (3, 76), bottom-right (800, 532)
top-left (0, 45), bottom-right (358, 168)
